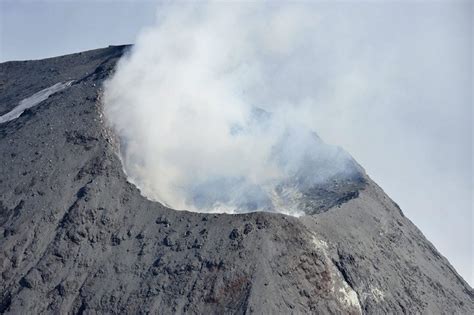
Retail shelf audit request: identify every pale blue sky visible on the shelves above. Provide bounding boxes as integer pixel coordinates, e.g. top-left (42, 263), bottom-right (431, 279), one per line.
top-left (1, 0), bottom-right (472, 285)
top-left (0, 0), bottom-right (156, 61)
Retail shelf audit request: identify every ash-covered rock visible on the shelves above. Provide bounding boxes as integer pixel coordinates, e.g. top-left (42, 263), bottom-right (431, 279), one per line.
top-left (0, 46), bottom-right (472, 314)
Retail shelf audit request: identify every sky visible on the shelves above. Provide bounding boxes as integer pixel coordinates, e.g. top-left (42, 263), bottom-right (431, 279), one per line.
top-left (1, 0), bottom-right (472, 286)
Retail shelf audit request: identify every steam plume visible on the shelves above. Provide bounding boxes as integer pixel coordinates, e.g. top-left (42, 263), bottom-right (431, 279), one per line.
top-left (103, 2), bottom-right (357, 215)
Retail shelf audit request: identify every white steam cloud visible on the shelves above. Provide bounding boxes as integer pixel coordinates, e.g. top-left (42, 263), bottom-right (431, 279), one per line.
top-left (103, 1), bottom-right (472, 283)
top-left (103, 2), bottom-right (359, 215)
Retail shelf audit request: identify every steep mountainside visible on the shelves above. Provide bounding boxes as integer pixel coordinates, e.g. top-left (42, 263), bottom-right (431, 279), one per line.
top-left (0, 46), bottom-right (472, 314)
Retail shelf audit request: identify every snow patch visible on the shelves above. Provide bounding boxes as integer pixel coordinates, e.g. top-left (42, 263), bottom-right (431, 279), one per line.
top-left (360, 285), bottom-right (385, 304)
top-left (311, 235), bottom-right (362, 314)
top-left (370, 286), bottom-right (385, 302)
top-left (0, 81), bottom-right (74, 124)
top-left (338, 282), bottom-right (361, 310)
top-left (311, 236), bottom-right (329, 251)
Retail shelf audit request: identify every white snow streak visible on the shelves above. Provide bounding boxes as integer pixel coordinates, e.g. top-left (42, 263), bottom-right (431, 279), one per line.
top-left (311, 235), bottom-right (362, 314)
top-left (0, 81), bottom-right (74, 124)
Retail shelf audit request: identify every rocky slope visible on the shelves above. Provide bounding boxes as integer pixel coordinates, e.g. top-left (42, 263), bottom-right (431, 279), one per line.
top-left (0, 46), bottom-right (472, 314)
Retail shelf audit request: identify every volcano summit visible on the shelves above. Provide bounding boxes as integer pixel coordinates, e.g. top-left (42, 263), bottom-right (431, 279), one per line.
top-left (0, 46), bottom-right (472, 314)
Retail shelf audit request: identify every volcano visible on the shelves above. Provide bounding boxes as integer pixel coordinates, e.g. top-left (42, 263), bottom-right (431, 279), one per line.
top-left (0, 46), bottom-right (472, 314)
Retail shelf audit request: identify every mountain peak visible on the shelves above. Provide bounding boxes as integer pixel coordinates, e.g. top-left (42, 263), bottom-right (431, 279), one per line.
top-left (0, 47), bottom-right (472, 314)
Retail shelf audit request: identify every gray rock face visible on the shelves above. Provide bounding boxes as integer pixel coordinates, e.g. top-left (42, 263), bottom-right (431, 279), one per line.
top-left (0, 46), bottom-right (472, 314)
